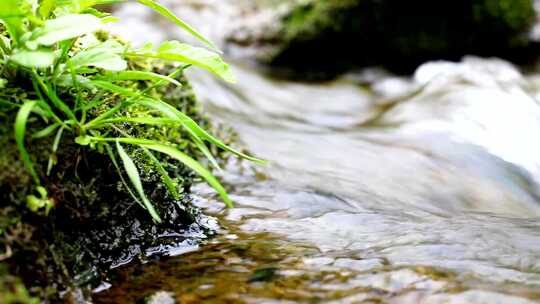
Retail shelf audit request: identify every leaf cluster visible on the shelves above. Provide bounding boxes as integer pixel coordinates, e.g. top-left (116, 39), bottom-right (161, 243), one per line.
top-left (0, 0), bottom-right (264, 222)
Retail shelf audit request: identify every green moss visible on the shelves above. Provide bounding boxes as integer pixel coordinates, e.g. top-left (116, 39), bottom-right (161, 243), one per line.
top-left (0, 264), bottom-right (39, 304)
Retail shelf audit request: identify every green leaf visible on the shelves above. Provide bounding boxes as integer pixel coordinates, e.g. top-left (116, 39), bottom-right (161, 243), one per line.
top-left (98, 70), bottom-right (181, 86)
top-left (136, 0), bottom-right (219, 52)
top-left (71, 50), bottom-right (126, 71)
top-left (91, 116), bottom-right (177, 126)
top-left (56, 74), bottom-right (93, 88)
top-left (26, 186), bottom-right (54, 214)
top-left (116, 141), bottom-right (162, 222)
top-left (105, 143), bottom-right (145, 209)
top-left (70, 40), bottom-right (127, 71)
top-left (54, 0), bottom-right (126, 14)
top-left (132, 97), bottom-right (218, 166)
top-left (75, 135), bottom-right (91, 145)
top-left (0, 98), bottom-right (18, 108)
top-left (32, 70), bottom-right (77, 120)
top-left (10, 49), bottom-right (56, 68)
top-left (130, 41), bottom-right (235, 83)
top-left (32, 122), bottom-right (61, 139)
top-left (99, 15), bottom-right (120, 24)
top-left (15, 100), bottom-right (40, 184)
top-left (38, 0), bottom-right (56, 19)
top-left (29, 14), bottom-right (102, 46)
top-left (46, 126), bottom-right (64, 175)
top-left (188, 134), bottom-right (221, 171)
top-left (0, 0), bottom-right (31, 43)
top-left (84, 39), bottom-right (126, 53)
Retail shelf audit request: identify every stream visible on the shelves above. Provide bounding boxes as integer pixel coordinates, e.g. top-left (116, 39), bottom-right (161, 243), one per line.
top-left (94, 1), bottom-right (540, 303)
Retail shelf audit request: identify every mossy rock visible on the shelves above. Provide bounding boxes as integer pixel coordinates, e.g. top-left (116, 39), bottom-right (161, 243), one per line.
top-left (230, 0), bottom-right (537, 78)
top-left (0, 65), bottom-right (234, 300)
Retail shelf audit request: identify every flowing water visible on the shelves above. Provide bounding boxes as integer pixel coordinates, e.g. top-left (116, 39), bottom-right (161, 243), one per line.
top-left (94, 2), bottom-right (540, 303)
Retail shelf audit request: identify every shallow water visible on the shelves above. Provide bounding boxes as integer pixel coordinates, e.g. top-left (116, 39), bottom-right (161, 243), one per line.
top-left (96, 2), bottom-right (540, 303)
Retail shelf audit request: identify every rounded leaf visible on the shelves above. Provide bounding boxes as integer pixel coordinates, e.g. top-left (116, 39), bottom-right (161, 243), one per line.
top-left (33, 14), bottom-right (102, 46)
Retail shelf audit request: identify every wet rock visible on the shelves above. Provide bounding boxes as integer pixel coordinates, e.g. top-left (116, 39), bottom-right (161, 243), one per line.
top-left (227, 0), bottom-right (538, 78)
top-left (0, 68), bottom-right (230, 300)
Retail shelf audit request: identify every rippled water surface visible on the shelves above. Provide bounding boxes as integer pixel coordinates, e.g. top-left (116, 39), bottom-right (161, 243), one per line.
top-left (95, 2), bottom-right (540, 303)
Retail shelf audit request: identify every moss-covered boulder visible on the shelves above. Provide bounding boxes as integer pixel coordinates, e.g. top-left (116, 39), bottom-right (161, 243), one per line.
top-left (0, 66), bottom-right (234, 301)
top-left (228, 0), bottom-right (537, 78)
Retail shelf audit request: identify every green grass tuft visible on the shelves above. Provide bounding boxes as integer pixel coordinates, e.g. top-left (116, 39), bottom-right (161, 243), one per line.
top-left (0, 0), bottom-right (264, 220)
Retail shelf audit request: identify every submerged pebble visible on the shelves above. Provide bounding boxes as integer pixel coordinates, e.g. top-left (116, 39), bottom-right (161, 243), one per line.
top-left (147, 291), bottom-right (175, 304)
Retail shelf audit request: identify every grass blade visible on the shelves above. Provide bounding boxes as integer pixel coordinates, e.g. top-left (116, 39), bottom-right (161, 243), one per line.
top-left (15, 100), bottom-right (40, 184)
top-left (98, 71), bottom-right (181, 87)
top-left (91, 116), bottom-right (177, 126)
top-left (85, 66), bottom-right (190, 126)
top-left (136, 97), bottom-right (266, 164)
top-left (32, 71), bottom-right (77, 121)
top-left (116, 141), bottom-right (162, 222)
top-left (192, 135), bottom-right (221, 171)
top-left (88, 82), bottom-right (219, 164)
top-left (105, 144), bottom-right (145, 209)
top-left (142, 142), bottom-right (233, 207)
top-left (32, 122), bottom-right (61, 139)
top-left (134, 97), bottom-right (223, 169)
top-left (88, 82), bottom-right (266, 164)
top-left (136, 0), bottom-right (220, 52)
top-left (141, 147), bottom-right (181, 200)
top-left (46, 126), bottom-right (64, 175)
top-left (86, 137), bottom-right (234, 207)
top-left (0, 98), bottom-right (18, 108)
top-left (89, 115), bottom-right (222, 171)
top-left (91, 80), bottom-right (136, 97)
top-left (112, 126), bottom-right (182, 200)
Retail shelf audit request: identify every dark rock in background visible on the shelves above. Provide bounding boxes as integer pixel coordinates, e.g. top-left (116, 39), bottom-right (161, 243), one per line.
top-left (228, 0), bottom-right (538, 79)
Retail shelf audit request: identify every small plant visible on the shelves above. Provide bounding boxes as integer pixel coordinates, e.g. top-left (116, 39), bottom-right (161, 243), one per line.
top-left (0, 0), bottom-right (264, 222)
